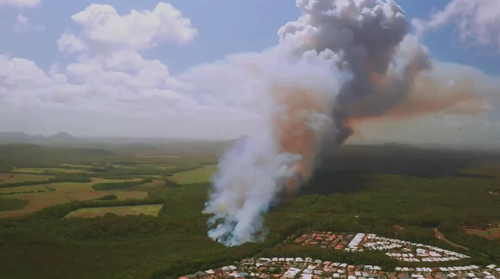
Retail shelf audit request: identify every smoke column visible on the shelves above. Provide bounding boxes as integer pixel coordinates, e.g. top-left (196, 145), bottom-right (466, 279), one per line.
top-left (203, 0), bottom-right (488, 246)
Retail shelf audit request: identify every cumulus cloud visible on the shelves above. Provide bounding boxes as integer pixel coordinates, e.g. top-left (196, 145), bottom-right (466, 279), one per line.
top-left (0, 2), bottom-right (266, 138)
top-left (13, 13), bottom-right (30, 33)
top-left (413, 0), bottom-right (500, 49)
top-left (69, 2), bottom-right (197, 53)
top-left (1, 2), bottom-right (201, 117)
top-left (0, 0), bottom-right (39, 8)
top-left (57, 32), bottom-right (87, 54)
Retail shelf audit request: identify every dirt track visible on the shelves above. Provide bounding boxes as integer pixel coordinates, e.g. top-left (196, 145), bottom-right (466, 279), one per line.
top-left (434, 228), bottom-right (469, 251)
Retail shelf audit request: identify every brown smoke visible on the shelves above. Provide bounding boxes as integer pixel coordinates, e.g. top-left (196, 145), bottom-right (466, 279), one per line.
top-left (272, 86), bottom-right (332, 194)
top-left (343, 70), bottom-right (490, 136)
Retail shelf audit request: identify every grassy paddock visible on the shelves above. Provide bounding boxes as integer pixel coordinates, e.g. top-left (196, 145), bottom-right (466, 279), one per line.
top-left (170, 164), bottom-right (218, 185)
top-left (12, 168), bottom-right (88, 174)
top-left (0, 178), bottom-right (147, 218)
top-left (59, 164), bottom-right (93, 168)
top-left (0, 198), bottom-right (28, 212)
top-left (64, 204), bottom-right (163, 218)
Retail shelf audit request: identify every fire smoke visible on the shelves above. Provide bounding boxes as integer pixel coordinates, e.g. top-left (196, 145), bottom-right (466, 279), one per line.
top-left (203, 0), bottom-right (489, 246)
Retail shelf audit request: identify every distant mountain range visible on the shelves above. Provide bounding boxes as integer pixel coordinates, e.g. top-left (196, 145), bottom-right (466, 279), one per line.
top-left (1, 131), bottom-right (498, 152)
top-left (0, 131), bottom-right (233, 147)
top-left (0, 132), bottom-right (79, 145)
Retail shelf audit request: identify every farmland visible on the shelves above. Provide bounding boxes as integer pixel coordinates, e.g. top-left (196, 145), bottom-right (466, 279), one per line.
top-left (0, 173), bottom-right (54, 184)
top-left (58, 164), bottom-right (92, 168)
top-left (12, 167), bottom-right (89, 174)
top-left (0, 197), bottom-right (28, 212)
top-left (0, 178), bottom-right (158, 218)
top-left (64, 204), bottom-right (163, 218)
top-left (169, 164), bottom-right (218, 185)
top-left (113, 164), bottom-right (175, 170)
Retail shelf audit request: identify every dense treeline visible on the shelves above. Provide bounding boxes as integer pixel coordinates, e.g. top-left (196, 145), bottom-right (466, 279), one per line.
top-left (98, 194), bottom-right (117, 200)
top-left (0, 173), bottom-right (91, 188)
top-left (28, 196), bottom-right (165, 220)
top-left (0, 187), bottom-right (55, 196)
top-left (92, 178), bottom-right (152, 191)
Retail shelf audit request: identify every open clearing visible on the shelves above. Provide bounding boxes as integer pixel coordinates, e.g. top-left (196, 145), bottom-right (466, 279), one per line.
top-left (464, 226), bottom-right (500, 239)
top-left (64, 204), bottom-right (163, 218)
top-left (58, 164), bottom-right (92, 168)
top-left (170, 164), bottom-right (218, 185)
top-left (137, 154), bottom-right (181, 158)
top-left (0, 198), bottom-right (28, 212)
top-left (112, 164), bottom-right (175, 170)
top-left (127, 180), bottom-right (166, 192)
top-left (12, 168), bottom-right (88, 174)
top-left (0, 178), bottom-right (159, 218)
top-left (0, 173), bottom-right (54, 184)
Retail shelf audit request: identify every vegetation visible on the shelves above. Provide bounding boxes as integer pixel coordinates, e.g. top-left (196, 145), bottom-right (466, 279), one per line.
top-left (169, 164), bottom-right (218, 185)
top-left (98, 194), bottom-right (117, 201)
top-left (64, 204), bottom-right (164, 218)
top-left (0, 173), bottom-right (91, 189)
top-left (0, 198), bottom-right (28, 212)
top-left (0, 143), bottom-right (499, 279)
top-left (92, 178), bottom-right (152, 191)
top-left (0, 173), bottom-right (54, 184)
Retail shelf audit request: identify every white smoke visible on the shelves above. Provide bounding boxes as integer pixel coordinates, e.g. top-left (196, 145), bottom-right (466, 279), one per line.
top-left (204, 54), bottom-right (343, 246)
top-left (203, 0), bottom-right (490, 246)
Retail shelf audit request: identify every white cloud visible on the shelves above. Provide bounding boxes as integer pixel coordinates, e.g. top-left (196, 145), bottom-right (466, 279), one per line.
top-left (0, 2), bottom-right (261, 138)
top-left (0, 0), bottom-right (39, 8)
top-left (413, 0), bottom-right (500, 49)
top-left (57, 32), bottom-right (87, 54)
top-left (13, 13), bottom-right (30, 33)
top-left (69, 2), bottom-right (197, 53)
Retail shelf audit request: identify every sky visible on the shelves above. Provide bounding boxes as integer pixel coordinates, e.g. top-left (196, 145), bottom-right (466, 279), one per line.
top-left (0, 0), bottom-right (499, 147)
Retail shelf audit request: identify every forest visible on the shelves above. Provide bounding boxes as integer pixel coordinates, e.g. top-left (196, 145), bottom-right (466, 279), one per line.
top-left (0, 142), bottom-right (499, 279)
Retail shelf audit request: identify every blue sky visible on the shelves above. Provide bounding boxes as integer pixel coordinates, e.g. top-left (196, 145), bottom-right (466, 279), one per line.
top-left (1, 0), bottom-right (499, 75)
top-left (0, 0), bottom-right (499, 147)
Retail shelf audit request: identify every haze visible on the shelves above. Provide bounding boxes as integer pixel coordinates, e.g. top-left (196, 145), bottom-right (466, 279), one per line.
top-left (1, 0), bottom-right (500, 148)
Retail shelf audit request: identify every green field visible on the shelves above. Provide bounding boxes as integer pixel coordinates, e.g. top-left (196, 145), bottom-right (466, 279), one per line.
top-left (113, 164), bottom-right (175, 170)
top-left (169, 164), bottom-right (218, 184)
top-left (12, 168), bottom-right (88, 174)
top-left (0, 173), bottom-right (54, 184)
top-left (58, 164), bottom-right (92, 168)
top-left (64, 204), bottom-right (163, 218)
top-left (0, 178), bottom-right (152, 218)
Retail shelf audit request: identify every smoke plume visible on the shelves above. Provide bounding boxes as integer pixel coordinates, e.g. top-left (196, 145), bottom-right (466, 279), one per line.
top-left (203, 0), bottom-right (490, 246)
